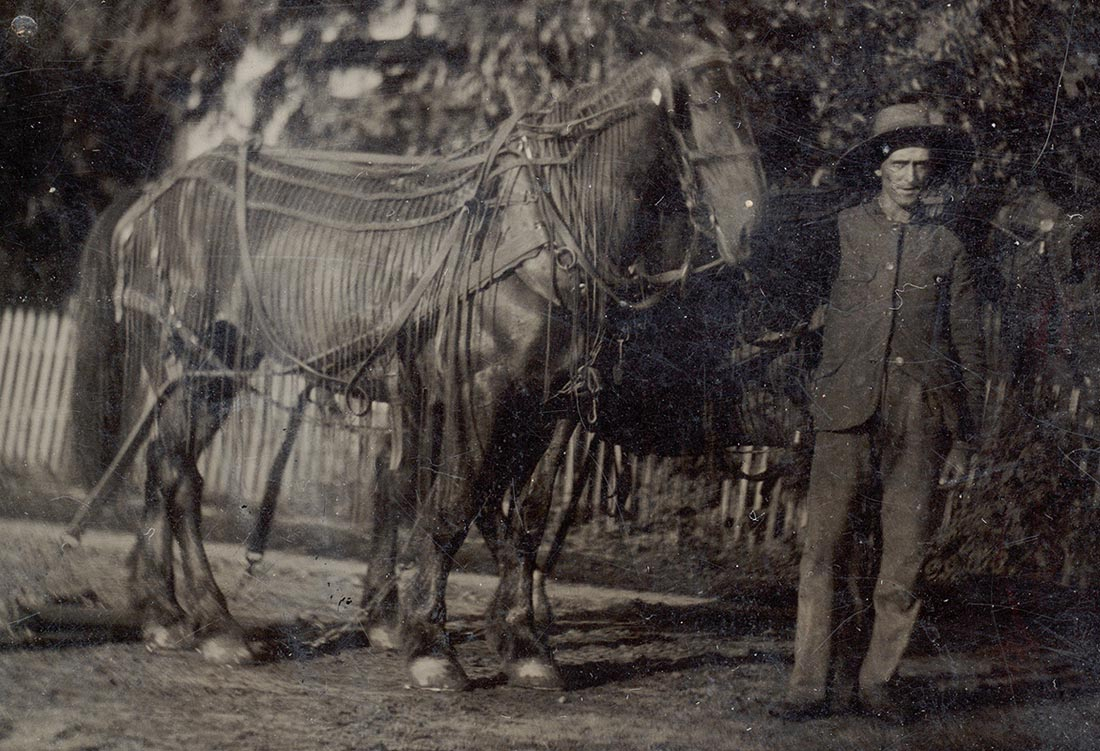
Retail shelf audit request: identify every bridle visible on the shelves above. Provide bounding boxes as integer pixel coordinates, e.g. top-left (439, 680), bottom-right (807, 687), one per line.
top-left (526, 50), bottom-right (763, 310)
top-left (671, 50), bottom-right (764, 267)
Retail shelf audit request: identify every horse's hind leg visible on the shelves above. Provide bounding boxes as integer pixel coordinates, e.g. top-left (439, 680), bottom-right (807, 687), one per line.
top-left (131, 434), bottom-right (191, 653)
top-left (135, 322), bottom-right (254, 664)
top-left (359, 403), bottom-right (412, 650)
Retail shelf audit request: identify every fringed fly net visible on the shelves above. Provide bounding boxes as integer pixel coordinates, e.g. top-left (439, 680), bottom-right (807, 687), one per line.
top-left (112, 54), bottom-right (686, 401)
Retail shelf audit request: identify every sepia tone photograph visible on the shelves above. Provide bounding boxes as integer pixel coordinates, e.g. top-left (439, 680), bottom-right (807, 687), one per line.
top-left (1, 1), bottom-right (1099, 748)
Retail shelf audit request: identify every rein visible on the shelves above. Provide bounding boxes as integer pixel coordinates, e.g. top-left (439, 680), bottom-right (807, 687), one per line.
top-left (520, 94), bottom-right (660, 139)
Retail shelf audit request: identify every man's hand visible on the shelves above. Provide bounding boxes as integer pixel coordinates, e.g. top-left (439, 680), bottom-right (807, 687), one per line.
top-left (939, 442), bottom-right (976, 487)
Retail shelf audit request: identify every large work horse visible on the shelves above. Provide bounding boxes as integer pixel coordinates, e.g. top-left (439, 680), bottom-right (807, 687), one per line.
top-left (88, 33), bottom-right (764, 691)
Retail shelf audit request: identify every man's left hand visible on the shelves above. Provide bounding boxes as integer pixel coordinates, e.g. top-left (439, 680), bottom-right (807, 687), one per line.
top-left (939, 442), bottom-right (976, 487)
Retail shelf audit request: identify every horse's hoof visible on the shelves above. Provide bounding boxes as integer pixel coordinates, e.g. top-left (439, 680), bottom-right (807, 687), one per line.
top-left (143, 621), bottom-right (195, 654)
top-left (367, 623), bottom-right (401, 651)
top-left (408, 656), bottom-right (470, 691)
top-left (505, 657), bottom-right (564, 691)
top-left (197, 632), bottom-right (255, 665)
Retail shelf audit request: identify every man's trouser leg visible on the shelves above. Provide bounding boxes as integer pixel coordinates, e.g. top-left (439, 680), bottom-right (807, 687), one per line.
top-left (857, 390), bottom-right (949, 691)
top-left (788, 428), bottom-right (872, 701)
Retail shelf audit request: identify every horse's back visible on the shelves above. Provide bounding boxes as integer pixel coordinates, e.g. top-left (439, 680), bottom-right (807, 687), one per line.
top-left (112, 145), bottom-right (489, 366)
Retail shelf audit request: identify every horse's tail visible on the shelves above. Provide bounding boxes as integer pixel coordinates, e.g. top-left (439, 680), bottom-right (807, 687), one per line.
top-left (67, 188), bottom-right (143, 486)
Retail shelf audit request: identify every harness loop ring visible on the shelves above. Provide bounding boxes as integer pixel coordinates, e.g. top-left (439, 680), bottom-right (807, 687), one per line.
top-left (554, 245), bottom-right (578, 272)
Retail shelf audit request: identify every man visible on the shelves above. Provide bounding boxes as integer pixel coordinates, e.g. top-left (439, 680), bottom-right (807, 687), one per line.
top-left (777, 101), bottom-right (985, 721)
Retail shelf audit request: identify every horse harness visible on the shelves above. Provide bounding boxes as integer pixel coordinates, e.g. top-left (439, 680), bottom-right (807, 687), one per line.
top-left (112, 55), bottom-right (751, 418)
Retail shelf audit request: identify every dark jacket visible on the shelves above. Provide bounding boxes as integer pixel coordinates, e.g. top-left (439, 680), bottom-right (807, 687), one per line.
top-left (811, 199), bottom-right (986, 440)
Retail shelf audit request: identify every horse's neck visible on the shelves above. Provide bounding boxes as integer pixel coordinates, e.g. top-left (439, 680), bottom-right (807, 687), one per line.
top-left (534, 97), bottom-right (672, 272)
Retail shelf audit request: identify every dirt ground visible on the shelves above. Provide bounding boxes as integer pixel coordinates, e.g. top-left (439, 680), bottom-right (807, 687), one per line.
top-left (2, 519), bottom-right (1100, 751)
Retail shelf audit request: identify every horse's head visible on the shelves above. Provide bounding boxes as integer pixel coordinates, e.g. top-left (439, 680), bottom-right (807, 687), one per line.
top-left (515, 34), bottom-right (764, 306)
top-left (675, 52), bottom-right (765, 265)
top-left (634, 29), bottom-right (766, 268)
top-left (517, 58), bottom-right (701, 289)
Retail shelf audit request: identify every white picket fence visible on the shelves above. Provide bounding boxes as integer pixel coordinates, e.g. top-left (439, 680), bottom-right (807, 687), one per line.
top-left (0, 307), bottom-right (76, 475)
top-left (0, 306), bottom-right (801, 540)
top-left (0, 306), bottom-right (387, 525)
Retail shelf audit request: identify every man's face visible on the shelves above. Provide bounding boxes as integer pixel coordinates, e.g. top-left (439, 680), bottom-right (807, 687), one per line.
top-left (876, 146), bottom-right (932, 210)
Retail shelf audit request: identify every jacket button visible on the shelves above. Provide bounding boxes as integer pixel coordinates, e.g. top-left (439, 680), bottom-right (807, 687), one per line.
top-left (893, 356), bottom-right (905, 365)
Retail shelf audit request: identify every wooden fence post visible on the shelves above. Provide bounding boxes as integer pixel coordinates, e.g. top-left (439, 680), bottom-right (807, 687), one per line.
top-left (746, 448), bottom-right (770, 548)
top-left (731, 447), bottom-right (753, 544)
top-left (0, 308), bottom-right (28, 462)
top-left (637, 453), bottom-right (654, 526)
top-left (45, 315), bottom-right (76, 475)
top-left (13, 311), bottom-right (48, 467)
top-left (558, 428), bottom-right (577, 510)
top-left (718, 477), bottom-right (733, 533)
top-left (589, 439), bottom-right (606, 524)
top-left (23, 311), bottom-right (58, 468)
top-left (764, 461), bottom-right (784, 545)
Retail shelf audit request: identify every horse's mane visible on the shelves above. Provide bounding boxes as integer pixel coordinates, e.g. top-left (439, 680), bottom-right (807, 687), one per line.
top-left (518, 55), bottom-right (683, 283)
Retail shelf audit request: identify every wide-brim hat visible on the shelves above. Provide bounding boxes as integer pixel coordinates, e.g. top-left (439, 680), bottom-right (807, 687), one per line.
top-left (834, 101), bottom-right (975, 186)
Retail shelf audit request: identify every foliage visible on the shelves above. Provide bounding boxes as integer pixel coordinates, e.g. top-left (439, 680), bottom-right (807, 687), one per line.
top-left (929, 390), bottom-right (1100, 587)
top-left (1, 0), bottom-right (1098, 306)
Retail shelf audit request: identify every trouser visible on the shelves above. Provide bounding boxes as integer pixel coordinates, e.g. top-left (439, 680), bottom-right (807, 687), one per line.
top-left (788, 378), bottom-right (951, 699)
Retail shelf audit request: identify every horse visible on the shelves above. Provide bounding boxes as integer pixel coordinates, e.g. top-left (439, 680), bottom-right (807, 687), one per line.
top-left (71, 189), bottom-right (570, 660)
top-left (72, 29), bottom-right (764, 691)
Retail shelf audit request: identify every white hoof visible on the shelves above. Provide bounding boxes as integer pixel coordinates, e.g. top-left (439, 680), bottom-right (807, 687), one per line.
top-left (367, 623), bottom-right (400, 651)
top-left (143, 622), bottom-right (193, 653)
top-left (198, 633), bottom-right (254, 665)
top-left (408, 656), bottom-right (469, 691)
top-left (506, 657), bottom-right (563, 690)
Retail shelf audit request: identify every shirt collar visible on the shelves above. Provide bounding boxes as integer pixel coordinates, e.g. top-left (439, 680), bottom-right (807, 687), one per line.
top-left (862, 195), bottom-right (930, 225)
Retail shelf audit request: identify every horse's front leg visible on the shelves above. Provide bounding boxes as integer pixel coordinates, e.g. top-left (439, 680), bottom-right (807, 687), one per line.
top-left (399, 373), bottom-right (552, 690)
